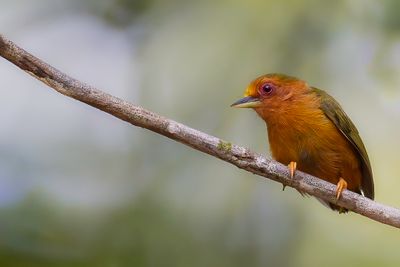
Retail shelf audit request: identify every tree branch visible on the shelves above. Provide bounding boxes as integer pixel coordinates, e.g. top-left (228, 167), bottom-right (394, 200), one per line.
top-left (0, 34), bottom-right (398, 228)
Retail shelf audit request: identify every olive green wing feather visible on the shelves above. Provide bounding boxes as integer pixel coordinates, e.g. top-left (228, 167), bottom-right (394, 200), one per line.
top-left (311, 87), bottom-right (374, 199)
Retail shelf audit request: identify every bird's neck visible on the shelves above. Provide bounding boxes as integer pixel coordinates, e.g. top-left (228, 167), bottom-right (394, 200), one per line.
top-left (258, 92), bottom-right (327, 155)
top-left (257, 92), bottom-right (322, 129)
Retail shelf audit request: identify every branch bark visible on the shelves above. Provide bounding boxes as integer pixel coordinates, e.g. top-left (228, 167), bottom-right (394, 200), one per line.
top-left (0, 34), bottom-right (399, 228)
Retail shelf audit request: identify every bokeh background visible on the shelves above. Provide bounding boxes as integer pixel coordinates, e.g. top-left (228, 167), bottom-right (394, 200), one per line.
top-left (1, 0), bottom-right (400, 266)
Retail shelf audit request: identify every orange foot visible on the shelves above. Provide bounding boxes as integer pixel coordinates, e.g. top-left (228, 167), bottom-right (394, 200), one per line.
top-left (283, 161), bottom-right (297, 191)
top-left (288, 161), bottom-right (297, 179)
top-left (336, 177), bottom-right (348, 200)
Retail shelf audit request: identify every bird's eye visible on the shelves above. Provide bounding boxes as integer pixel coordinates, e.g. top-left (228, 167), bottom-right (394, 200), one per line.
top-left (261, 83), bottom-right (274, 94)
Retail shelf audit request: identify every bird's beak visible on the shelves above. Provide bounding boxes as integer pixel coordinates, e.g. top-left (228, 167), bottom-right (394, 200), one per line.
top-left (231, 96), bottom-right (262, 108)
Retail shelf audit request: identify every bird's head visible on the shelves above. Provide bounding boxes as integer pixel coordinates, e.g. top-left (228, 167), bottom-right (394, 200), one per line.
top-left (231, 73), bottom-right (311, 121)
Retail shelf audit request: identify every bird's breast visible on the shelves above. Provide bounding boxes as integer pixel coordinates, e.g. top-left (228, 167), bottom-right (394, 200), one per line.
top-left (266, 109), bottom-right (360, 186)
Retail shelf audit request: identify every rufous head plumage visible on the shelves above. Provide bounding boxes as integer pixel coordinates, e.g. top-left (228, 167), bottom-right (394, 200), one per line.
top-left (231, 73), bottom-right (313, 121)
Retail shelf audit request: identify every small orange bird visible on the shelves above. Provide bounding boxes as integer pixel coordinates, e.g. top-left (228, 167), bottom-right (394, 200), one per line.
top-left (231, 73), bottom-right (374, 211)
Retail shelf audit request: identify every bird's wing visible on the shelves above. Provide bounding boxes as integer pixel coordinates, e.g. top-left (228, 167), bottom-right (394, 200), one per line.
top-left (311, 87), bottom-right (374, 199)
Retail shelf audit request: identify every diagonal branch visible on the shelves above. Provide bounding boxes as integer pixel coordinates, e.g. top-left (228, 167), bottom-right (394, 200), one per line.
top-left (0, 34), bottom-right (399, 228)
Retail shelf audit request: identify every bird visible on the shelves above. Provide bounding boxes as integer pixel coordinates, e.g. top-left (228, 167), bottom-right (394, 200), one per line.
top-left (231, 73), bottom-right (374, 211)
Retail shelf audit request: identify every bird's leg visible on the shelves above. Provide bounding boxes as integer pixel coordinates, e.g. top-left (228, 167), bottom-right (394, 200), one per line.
top-left (288, 161), bottom-right (297, 178)
top-left (283, 161), bottom-right (297, 191)
top-left (335, 177), bottom-right (348, 200)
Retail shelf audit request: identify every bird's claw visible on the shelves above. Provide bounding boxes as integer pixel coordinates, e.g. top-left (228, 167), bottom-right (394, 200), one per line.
top-left (283, 161), bottom-right (297, 191)
top-left (289, 161), bottom-right (297, 179)
top-left (335, 177), bottom-right (348, 200)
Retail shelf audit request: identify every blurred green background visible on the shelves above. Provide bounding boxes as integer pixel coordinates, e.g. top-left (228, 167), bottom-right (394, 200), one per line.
top-left (1, 0), bottom-right (400, 266)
